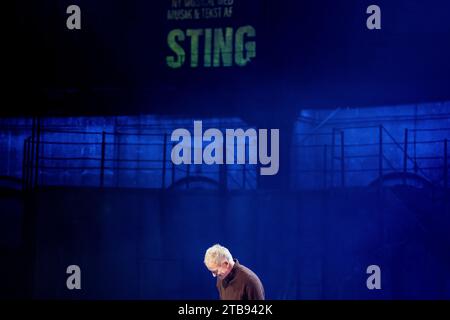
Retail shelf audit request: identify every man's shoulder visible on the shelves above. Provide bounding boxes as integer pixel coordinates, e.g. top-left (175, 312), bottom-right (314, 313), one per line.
top-left (236, 263), bottom-right (262, 284)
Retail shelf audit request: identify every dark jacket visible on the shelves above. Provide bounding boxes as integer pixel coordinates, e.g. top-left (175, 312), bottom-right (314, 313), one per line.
top-left (217, 259), bottom-right (265, 300)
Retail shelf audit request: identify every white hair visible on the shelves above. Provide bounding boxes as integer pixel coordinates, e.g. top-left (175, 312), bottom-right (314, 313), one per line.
top-left (204, 244), bottom-right (233, 266)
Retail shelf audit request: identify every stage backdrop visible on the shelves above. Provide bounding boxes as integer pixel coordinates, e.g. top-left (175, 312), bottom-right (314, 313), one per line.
top-left (8, 0), bottom-right (450, 116)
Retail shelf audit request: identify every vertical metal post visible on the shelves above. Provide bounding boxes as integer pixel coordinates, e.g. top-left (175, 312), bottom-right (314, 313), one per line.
top-left (323, 144), bottom-right (328, 189)
top-left (113, 129), bottom-right (119, 187)
top-left (186, 164), bottom-right (190, 189)
top-left (34, 117), bottom-right (41, 189)
top-left (340, 131), bottom-right (345, 187)
top-left (30, 117), bottom-right (36, 187)
top-left (171, 143), bottom-right (176, 187)
top-left (26, 137), bottom-right (31, 190)
top-left (242, 164), bottom-right (246, 190)
top-left (256, 163), bottom-right (260, 190)
top-left (331, 128), bottom-right (336, 187)
top-left (100, 131), bottom-right (106, 187)
top-left (220, 141), bottom-right (228, 191)
top-left (403, 128), bottom-right (408, 185)
top-left (413, 127), bottom-right (418, 173)
top-left (22, 139), bottom-right (28, 191)
top-left (162, 134), bottom-right (167, 189)
top-left (379, 126), bottom-right (383, 184)
top-left (444, 139), bottom-right (448, 189)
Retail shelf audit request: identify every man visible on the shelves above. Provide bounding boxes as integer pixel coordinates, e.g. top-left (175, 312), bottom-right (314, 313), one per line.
top-left (204, 244), bottom-right (265, 300)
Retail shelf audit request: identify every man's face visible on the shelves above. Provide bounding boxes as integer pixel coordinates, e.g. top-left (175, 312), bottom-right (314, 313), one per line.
top-left (206, 260), bottom-right (230, 279)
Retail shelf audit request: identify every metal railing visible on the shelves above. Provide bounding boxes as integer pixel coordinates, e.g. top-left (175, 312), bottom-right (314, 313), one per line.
top-left (19, 124), bottom-right (450, 191)
top-left (21, 129), bottom-right (258, 191)
top-left (293, 125), bottom-right (450, 189)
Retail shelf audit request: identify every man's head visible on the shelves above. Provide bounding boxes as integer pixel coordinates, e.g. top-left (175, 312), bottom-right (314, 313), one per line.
top-left (204, 244), bottom-right (235, 280)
